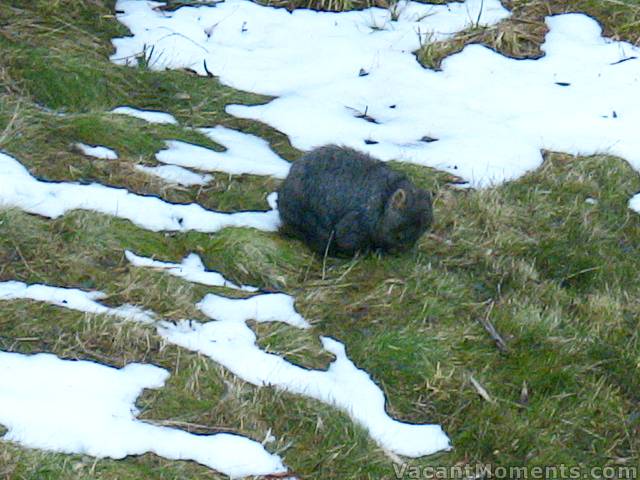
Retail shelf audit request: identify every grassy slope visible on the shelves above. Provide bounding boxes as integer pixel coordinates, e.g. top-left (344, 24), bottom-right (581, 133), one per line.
top-left (1, 0), bottom-right (639, 478)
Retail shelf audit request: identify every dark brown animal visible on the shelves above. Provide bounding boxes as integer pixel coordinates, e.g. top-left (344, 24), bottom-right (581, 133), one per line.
top-left (277, 145), bottom-right (433, 256)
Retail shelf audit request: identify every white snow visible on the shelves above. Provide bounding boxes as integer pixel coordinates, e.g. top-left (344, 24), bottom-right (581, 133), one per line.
top-left (196, 291), bottom-right (309, 328)
top-left (0, 151), bottom-right (280, 233)
top-left (75, 143), bottom-right (118, 160)
top-left (0, 281), bottom-right (155, 323)
top-left (110, 0), bottom-right (640, 201)
top-left (135, 164), bottom-right (213, 186)
top-left (266, 191), bottom-right (278, 210)
top-left (0, 350), bottom-right (286, 478)
top-left (125, 250), bottom-right (258, 292)
top-left (111, 106), bottom-right (178, 125)
top-left (155, 127), bottom-right (291, 179)
top-left (160, 293), bottom-right (451, 457)
top-left (0, 275), bottom-right (450, 458)
top-left (124, 253), bottom-right (449, 456)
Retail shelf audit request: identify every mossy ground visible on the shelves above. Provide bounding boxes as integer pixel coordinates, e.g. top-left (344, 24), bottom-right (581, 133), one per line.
top-left (1, 0), bottom-right (639, 479)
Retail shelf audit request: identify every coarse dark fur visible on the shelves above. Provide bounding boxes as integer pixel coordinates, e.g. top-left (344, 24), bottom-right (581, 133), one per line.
top-left (277, 145), bottom-right (433, 256)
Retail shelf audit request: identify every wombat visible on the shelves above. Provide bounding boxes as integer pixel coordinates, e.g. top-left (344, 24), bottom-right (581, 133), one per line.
top-left (277, 145), bottom-right (433, 256)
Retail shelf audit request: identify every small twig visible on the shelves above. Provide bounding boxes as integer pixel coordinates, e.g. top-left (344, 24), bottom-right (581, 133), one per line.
top-left (468, 374), bottom-right (494, 403)
top-left (321, 230), bottom-right (335, 280)
top-left (146, 419), bottom-right (239, 433)
top-left (477, 301), bottom-right (509, 354)
top-left (345, 105), bottom-right (379, 124)
top-left (562, 266), bottom-right (602, 282)
top-left (203, 59), bottom-right (214, 77)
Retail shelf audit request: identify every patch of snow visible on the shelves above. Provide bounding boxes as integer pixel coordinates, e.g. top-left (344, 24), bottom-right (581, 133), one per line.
top-left (156, 127), bottom-right (290, 179)
top-left (111, 0), bottom-right (508, 93)
top-left (0, 350), bottom-right (286, 478)
top-left (111, 0), bottom-right (640, 210)
top-left (266, 191), bottom-right (278, 210)
top-left (135, 164), bottom-right (213, 186)
top-left (449, 182), bottom-right (473, 190)
top-left (127, 250), bottom-right (451, 457)
top-left (110, 0), bottom-right (510, 185)
top-left (0, 281), bottom-right (155, 323)
top-left (0, 151), bottom-right (280, 233)
top-left (124, 257), bottom-right (450, 456)
top-left (111, 106), bottom-right (178, 125)
top-left (196, 292), bottom-right (309, 328)
top-left (75, 143), bottom-right (118, 160)
top-left (159, 292), bottom-right (450, 457)
top-left (125, 250), bottom-right (258, 292)
top-left (0, 276), bottom-right (450, 458)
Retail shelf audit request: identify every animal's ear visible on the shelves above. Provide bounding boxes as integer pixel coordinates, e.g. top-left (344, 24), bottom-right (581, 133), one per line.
top-left (390, 188), bottom-right (406, 210)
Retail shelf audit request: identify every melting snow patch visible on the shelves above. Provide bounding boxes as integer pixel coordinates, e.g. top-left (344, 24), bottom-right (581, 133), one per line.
top-left (112, 0), bottom-right (640, 200)
top-left (125, 250), bottom-right (258, 292)
top-left (111, 106), bottom-right (178, 125)
top-left (160, 292), bottom-right (450, 457)
top-left (75, 143), bottom-right (118, 160)
top-left (0, 151), bottom-right (280, 233)
top-left (124, 255), bottom-right (450, 457)
top-left (156, 126), bottom-right (290, 179)
top-left (0, 281), bottom-right (155, 323)
top-left (1, 272), bottom-right (451, 458)
top-left (135, 164), bottom-right (213, 186)
top-left (0, 350), bottom-right (286, 478)
top-left (111, 0), bottom-right (509, 93)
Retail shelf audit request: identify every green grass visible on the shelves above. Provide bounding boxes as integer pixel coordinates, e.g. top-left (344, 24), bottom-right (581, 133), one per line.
top-left (1, 0), bottom-right (640, 479)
